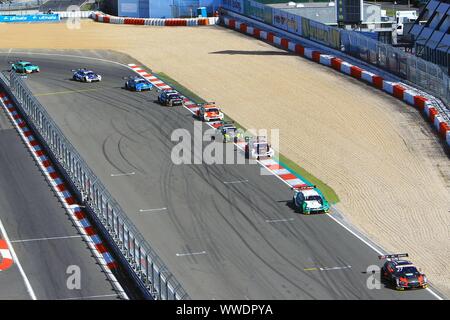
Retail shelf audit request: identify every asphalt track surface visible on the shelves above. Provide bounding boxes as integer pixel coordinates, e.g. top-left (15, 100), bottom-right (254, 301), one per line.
top-left (0, 103), bottom-right (121, 299)
top-left (0, 51), bottom-right (438, 300)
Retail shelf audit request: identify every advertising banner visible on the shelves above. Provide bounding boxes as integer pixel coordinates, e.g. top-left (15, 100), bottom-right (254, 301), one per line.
top-left (244, 0), bottom-right (264, 22)
top-left (222, 0), bottom-right (244, 14)
top-left (0, 14), bottom-right (60, 22)
top-left (302, 18), bottom-right (340, 49)
top-left (272, 8), bottom-right (288, 31)
top-left (263, 5), bottom-right (272, 25)
top-left (287, 12), bottom-right (301, 35)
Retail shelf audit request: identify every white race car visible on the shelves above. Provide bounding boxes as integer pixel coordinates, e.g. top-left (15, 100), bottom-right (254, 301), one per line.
top-left (72, 68), bottom-right (102, 82)
top-left (244, 136), bottom-right (274, 159)
top-left (196, 103), bottom-right (224, 122)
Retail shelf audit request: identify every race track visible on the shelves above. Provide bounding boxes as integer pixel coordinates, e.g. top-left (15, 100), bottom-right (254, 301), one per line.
top-left (0, 51), bottom-right (438, 300)
top-left (0, 104), bottom-right (121, 300)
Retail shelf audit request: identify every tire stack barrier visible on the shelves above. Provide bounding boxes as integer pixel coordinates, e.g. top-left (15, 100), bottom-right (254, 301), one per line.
top-left (91, 12), bottom-right (217, 27)
top-left (222, 17), bottom-right (450, 149)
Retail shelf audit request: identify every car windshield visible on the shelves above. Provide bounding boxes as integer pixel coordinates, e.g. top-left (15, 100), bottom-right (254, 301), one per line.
top-left (396, 266), bottom-right (418, 276)
top-left (206, 108), bottom-right (219, 113)
top-left (305, 195), bottom-right (322, 202)
top-left (255, 143), bottom-right (268, 150)
top-left (24, 63), bottom-right (33, 67)
top-left (136, 79), bottom-right (147, 84)
top-left (86, 72), bottom-right (95, 76)
top-left (169, 94), bottom-right (180, 99)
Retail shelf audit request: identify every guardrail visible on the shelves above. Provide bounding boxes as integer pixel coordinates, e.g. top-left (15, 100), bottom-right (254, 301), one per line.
top-left (220, 1), bottom-right (450, 107)
top-left (57, 10), bottom-right (93, 18)
top-left (0, 71), bottom-right (190, 300)
top-left (91, 11), bottom-right (218, 26)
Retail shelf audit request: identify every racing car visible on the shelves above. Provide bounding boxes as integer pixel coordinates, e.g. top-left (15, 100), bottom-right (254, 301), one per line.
top-left (217, 121), bottom-right (244, 143)
top-left (379, 253), bottom-right (428, 291)
top-left (10, 60), bottom-right (40, 74)
top-left (244, 136), bottom-right (274, 159)
top-left (158, 90), bottom-right (183, 107)
top-left (196, 103), bottom-right (224, 122)
top-left (72, 68), bottom-right (102, 82)
top-left (291, 185), bottom-right (330, 214)
top-left (124, 77), bottom-right (153, 91)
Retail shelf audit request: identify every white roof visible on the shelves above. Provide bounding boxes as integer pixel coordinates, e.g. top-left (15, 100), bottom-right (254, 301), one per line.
top-left (300, 189), bottom-right (320, 197)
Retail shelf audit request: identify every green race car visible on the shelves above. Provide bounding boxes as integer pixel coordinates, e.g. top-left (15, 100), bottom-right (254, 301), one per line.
top-left (292, 186), bottom-right (330, 214)
top-left (11, 61), bottom-right (40, 74)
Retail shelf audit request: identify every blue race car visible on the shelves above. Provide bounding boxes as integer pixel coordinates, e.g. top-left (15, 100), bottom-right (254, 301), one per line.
top-left (124, 77), bottom-right (153, 92)
top-left (72, 68), bottom-right (102, 83)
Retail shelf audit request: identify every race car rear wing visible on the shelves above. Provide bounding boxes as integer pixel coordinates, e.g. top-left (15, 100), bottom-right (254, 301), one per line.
top-left (71, 68), bottom-right (89, 72)
top-left (197, 101), bottom-right (216, 106)
top-left (291, 185), bottom-right (317, 190)
top-left (122, 75), bottom-right (143, 80)
top-left (378, 253), bottom-right (409, 260)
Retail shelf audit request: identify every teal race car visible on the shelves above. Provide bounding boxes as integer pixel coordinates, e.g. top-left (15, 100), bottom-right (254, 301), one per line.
top-left (11, 61), bottom-right (40, 74)
top-left (292, 186), bottom-right (330, 214)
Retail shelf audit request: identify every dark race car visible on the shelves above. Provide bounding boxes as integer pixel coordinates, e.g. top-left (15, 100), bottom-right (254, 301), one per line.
top-left (157, 90), bottom-right (183, 107)
top-left (379, 253), bottom-right (428, 291)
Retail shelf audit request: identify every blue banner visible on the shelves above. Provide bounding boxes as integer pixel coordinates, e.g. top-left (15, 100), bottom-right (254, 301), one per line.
top-left (0, 14), bottom-right (60, 23)
top-left (222, 0), bottom-right (244, 14)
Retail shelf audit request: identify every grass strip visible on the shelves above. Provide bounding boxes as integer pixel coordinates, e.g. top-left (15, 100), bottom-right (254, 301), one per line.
top-left (154, 71), bottom-right (340, 203)
top-left (154, 72), bottom-right (207, 104)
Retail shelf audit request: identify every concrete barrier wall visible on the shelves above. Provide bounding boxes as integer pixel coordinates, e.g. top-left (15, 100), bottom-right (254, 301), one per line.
top-left (92, 12), bottom-right (218, 26)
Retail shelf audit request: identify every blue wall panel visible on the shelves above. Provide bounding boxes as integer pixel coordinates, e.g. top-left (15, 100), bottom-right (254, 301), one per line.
top-left (118, 0), bottom-right (140, 17)
top-left (148, 0), bottom-right (173, 18)
top-left (118, 0), bottom-right (218, 18)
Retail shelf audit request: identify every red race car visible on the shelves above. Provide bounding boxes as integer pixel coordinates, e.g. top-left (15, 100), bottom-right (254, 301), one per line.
top-left (379, 253), bottom-right (428, 290)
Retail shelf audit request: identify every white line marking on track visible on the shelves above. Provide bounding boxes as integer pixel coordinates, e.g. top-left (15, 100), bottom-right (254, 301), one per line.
top-left (110, 172), bottom-right (135, 177)
top-left (223, 179), bottom-right (248, 184)
top-left (0, 217), bottom-right (37, 300)
top-left (319, 265), bottom-right (352, 272)
top-left (175, 251), bottom-right (207, 257)
top-left (265, 218), bottom-right (294, 223)
top-left (58, 293), bottom-right (120, 300)
top-left (139, 207), bottom-right (167, 213)
top-left (11, 235), bottom-right (82, 243)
